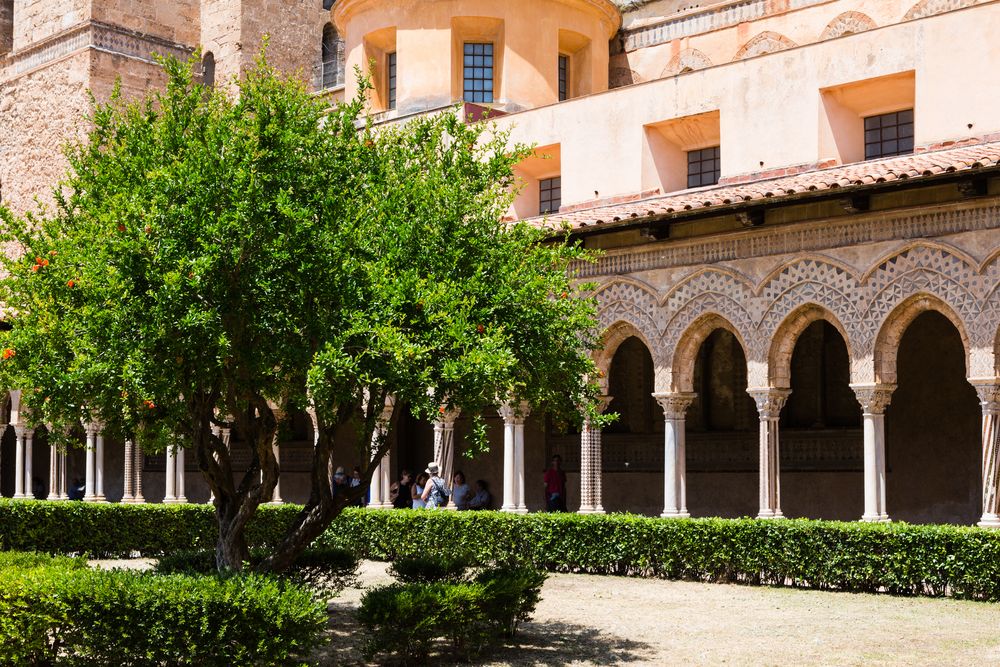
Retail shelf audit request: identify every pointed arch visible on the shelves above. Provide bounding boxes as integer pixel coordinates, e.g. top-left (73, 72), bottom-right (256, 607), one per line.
top-left (661, 48), bottom-right (712, 78)
top-left (820, 11), bottom-right (877, 39)
top-left (671, 312), bottom-right (750, 393)
top-left (732, 31), bottom-right (797, 61)
top-left (873, 293), bottom-right (971, 384)
top-left (768, 304), bottom-right (852, 389)
top-left (595, 320), bottom-right (659, 390)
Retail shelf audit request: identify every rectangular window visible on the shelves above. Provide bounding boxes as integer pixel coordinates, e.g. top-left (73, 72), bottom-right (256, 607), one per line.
top-left (387, 52), bottom-right (397, 110)
top-left (687, 146), bottom-right (721, 188)
top-left (463, 42), bottom-right (494, 104)
top-left (539, 176), bottom-right (561, 215)
top-left (864, 109), bottom-right (914, 159)
top-left (558, 54), bottom-right (569, 102)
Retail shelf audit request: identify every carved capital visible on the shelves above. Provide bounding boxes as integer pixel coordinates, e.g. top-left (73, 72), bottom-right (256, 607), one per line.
top-left (435, 404), bottom-right (461, 427)
top-left (83, 421), bottom-right (103, 437)
top-left (971, 380), bottom-right (1000, 414)
top-left (497, 402), bottom-right (516, 424)
top-left (851, 383), bottom-right (896, 415)
top-left (747, 388), bottom-right (791, 419)
top-left (653, 392), bottom-right (697, 420)
top-left (12, 423), bottom-right (33, 439)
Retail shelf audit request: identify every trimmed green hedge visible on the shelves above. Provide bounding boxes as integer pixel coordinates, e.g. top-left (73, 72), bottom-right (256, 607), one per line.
top-left (0, 554), bottom-right (326, 665)
top-left (4, 500), bottom-right (1000, 600)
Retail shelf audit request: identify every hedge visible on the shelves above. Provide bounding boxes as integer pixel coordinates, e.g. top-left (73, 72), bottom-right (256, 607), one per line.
top-left (0, 554), bottom-right (326, 665)
top-left (3, 499), bottom-right (1000, 600)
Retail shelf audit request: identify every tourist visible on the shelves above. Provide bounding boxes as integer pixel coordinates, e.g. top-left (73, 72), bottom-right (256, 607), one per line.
top-left (467, 479), bottom-right (492, 510)
top-left (68, 477), bottom-right (85, 501)
top-left (332, 466), bottom-right (350, 500)
top-left (543, 454), bottom-right (567, 512)
top-left (350, 466), bottom-right (367, 506)
top-left (451, 471), bottom-right (471, 510)
top-left (393, 469), bottom-right (413, 509)
top-left (411, 471), bottom-right (428, 509)
top-left (421, 461), bottom-right (449, 509)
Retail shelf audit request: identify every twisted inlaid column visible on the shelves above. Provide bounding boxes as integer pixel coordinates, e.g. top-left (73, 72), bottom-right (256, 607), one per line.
top-left (748, 389), bottom-right (790, 519)
top-left (578, 396), bottom-right (610, 515)
top-left (974, 382), bottom-right (1000, 528)
top-left (47, 441), bottom-right (60, 501)
top-left (122, 439), bottom-right (135, 503)
top-left (432, 405), bottom-right (461, 503)
top-left (654, 392), bottom-right (696, 518)
top-left (133, 442), bottom-right (145, 503)
top-left (852, 384), bottom-right (895, 522)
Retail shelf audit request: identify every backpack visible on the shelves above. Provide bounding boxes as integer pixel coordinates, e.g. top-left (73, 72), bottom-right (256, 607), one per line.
top-left (428, 477), bottom-right (449, 508)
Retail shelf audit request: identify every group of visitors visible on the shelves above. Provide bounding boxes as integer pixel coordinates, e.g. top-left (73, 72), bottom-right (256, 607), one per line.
top-left (388, 462), bottom-right (494, 510)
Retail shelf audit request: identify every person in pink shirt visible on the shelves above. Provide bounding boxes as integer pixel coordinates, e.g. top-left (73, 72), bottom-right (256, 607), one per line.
top-left (543, 455), bottom-right (567, 512)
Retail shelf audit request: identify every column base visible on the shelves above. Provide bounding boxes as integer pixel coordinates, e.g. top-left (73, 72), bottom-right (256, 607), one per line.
top-left (578, 506), bottom-right (605, 515)
top-left (978, 513), bottom-right (1000, 529)
top-left (12, 493), bottom-right (28, 500)
top-left (861, 513), bottom-right (891, 523)
top-left (84, 495), bottom-right (107, 503)
top-left (265, 500), bottom-right (283, 505)
top-left (123, 498), bottom-right (145, 505)
top-left (500, 504), bottom-right (518, 513)
top-left (46, 493), bottom-right (61, 501)
top-left (757, 509), bottom-right (784, 519)
top-left (514, 506), bottom-right (529, 515)
top-left (162, 497), bottom-right (180, 504)
top-left (660, 510), bottom-right (691, 519)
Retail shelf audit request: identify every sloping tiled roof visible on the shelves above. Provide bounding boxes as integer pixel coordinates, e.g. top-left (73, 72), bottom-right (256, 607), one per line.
top-left (532, 141), bottom-right (1000, 231)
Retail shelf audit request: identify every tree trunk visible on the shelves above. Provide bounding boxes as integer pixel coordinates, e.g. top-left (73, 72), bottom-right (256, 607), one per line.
top-left (216, 514), bottom-right (251, 571)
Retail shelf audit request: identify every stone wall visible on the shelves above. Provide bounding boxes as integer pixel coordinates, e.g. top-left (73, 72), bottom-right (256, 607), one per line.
top-left (12, 0), bottom-right (89, 52)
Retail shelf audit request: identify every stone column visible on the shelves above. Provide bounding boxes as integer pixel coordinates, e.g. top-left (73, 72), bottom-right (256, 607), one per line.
top-left (852, 384), bottom-right (894, 522)
top-left (163, 445), bottom-right (177, 503)
top-left (578, 396), bottom-right (610, 515)
top-left (369, 400), bottom-right (396, 508)
top-left (122, 439), bottom-right (135, 503)
top-left (748, 389), bottom-right (790, 519)
top-left (47, 443), bottom-right (60, 500)
top-left (267, 438), bottom-right (282, 504)
top-left (84, 423), bottom-right (98, 502)
top-left (499, 403), bottom-right (517, 512)
top-left (94, 432), bottom-right (106, 501)
top-left (974, 382), bottom-right (1000, 528)
top-left (132, 442), bottom-right (145, 503)
top-left (12, 425), bottom-right (26, 498)
top-left (58, 449), bottom-right (68, 499)
top-left (432, 406), bottom-right (461, 496)
top-left (177, 447), bottom-right (188, 503)
top-left (654, 392), bottom-right (697, 518)
top-left (513, 402), bottom-right (530, 513)
top-left (23, 429), bottom-right (33, 498)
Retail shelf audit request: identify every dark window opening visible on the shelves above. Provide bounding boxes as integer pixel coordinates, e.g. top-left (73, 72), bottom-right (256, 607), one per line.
top-left (864, 109), bottom-right (914, 159)
top-left (387, 52), bottom-right (397, 110)
top-left (558, 54), bottom-right (569, 101)
top-left (687, 146), bottom-right (721, 188)
top-left (463, 42), bottom-right (494, 104)
top-left (201, 52), bottom-right (215, 89)
top-left (323, 0), bottom-right (335, 9)
top-left (322, 23), bottom-right (344, 89)
top-left (539, 176), bottom-right (561, 215)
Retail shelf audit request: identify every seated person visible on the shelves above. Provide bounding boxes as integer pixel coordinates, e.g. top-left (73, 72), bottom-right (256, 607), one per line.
top-left (466, 479), bottom-right (492, 510)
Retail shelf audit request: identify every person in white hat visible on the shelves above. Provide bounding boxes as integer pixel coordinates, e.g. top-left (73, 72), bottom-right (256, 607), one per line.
top-left (421, 461), bottom-right (449, 509)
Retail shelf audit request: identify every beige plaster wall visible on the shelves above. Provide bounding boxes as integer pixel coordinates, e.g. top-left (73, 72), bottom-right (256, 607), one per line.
top-left (335, 0), bottom-right (618, 115)
top-left (499, 5), bottom-right (1000, 213)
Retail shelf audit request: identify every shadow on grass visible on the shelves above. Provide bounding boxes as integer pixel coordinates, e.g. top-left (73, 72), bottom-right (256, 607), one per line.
top-left (317, 601), bottom-right (653, 666)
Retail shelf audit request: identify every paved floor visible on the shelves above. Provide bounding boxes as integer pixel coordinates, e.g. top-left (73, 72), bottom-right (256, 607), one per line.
top-left (323, 560), bottom-right (1000, 666)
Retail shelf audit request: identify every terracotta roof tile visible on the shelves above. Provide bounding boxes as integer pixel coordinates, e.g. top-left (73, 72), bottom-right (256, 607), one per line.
top-left (531, 141), bottom-right (1000, 231)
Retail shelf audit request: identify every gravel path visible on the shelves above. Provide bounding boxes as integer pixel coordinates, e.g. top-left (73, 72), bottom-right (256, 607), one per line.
top-left (323, 560), bottom-right (1000, 666)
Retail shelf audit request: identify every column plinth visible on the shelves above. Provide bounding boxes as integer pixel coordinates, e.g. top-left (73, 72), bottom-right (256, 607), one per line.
top-left (748, 389), bottom-right (790, 519)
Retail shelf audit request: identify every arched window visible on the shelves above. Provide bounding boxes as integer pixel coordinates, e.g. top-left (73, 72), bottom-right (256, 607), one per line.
top-left (321, 23), bottom-right (344, 89)
top-left (322, 0), bottom-right (335, 10)
top-left (201, 52), bottom-right (215, 90)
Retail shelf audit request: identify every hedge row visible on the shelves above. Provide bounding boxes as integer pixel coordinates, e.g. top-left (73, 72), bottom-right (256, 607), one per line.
top-left (0, 552), bottom-right (326, 665)
top-left (3, 500), bottom-right (1000, 600)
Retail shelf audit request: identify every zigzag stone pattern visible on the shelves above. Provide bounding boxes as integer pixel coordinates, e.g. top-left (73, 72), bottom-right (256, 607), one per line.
top-left (594, 242), bottom-right (1000, 391)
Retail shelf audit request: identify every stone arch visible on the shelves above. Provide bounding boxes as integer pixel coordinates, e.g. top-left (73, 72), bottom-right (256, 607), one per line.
top-left (594, 278), bottom-right (662, 343)
top-left (873, 293), bottom-right (971, 384)
top-left (903, 0), bottom-right (982, 21)
top-left (660, 48), bottom-right (712, 78)
top-left (821, 11), bottom-right (877, 39)
top-left (671, 312), bottom-right (750, 393)
top-left (732, 31), bottom-right (797, 61)
top-left (594, 320), bottom-right (659, 390)
top-left (768, 304), bottom-right (852, 389)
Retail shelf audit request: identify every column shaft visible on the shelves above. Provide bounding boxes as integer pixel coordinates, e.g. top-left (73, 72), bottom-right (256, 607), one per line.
top-left (749, 389), bottom-right (789, 519)
top-left (133, 442), bottom-right (145, 503)
top-left (122, 439), bottom-right (135, 503)
top-left (176, 447), bottom-right (187, 503)
top-left (513, 402), bottom-right (529, 513)
top-left (47, 444), bottom-right (60, 500)
top-left (654, 393), bottom-right (695, 518)
top-left (975, 383), bottom-right (1000, 528)
top-left (499, 404), bottom-right (517, 512)
top-left (853, 384), bottom-right (893, 522)
top-left (58, 450), bottom-right (68, 499)
top-left (164, 446), bottom-right (177, 503)
top-left (84, 427), bottom-right (97, 501)
top-left (13, 427), bottom-right (25, 498)
top-left (24, 431), bottom-right (33, 498)
top-left (94, 434), bottom-right (105, 501)
top-left (267, 440), bottom-right (281, 504)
